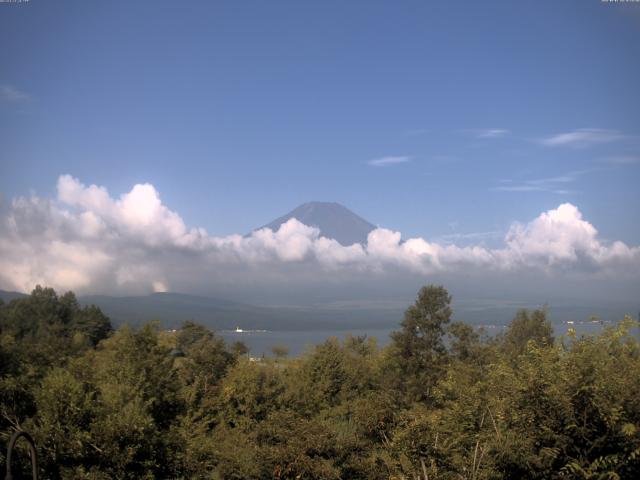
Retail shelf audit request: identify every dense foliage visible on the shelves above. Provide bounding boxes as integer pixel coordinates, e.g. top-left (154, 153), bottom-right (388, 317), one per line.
top-left (1, 285), bottom-right (639, 479)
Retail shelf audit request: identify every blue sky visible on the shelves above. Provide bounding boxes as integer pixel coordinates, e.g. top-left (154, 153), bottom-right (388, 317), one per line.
top-left (1, 0), bottom-right (639, 245)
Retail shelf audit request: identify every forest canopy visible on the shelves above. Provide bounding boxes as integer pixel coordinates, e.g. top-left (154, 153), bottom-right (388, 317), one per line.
top-left (1, 285), bottom-right (639, 479)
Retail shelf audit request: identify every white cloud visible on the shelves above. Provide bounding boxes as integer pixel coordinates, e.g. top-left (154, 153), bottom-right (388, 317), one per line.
top-left (0, 176), bottom-right (638, 295)
top-left (502, 204), bottom-right (601, 267)
top-left (0, 84), bottom-right (31, 103)
top-left (56, 174), bottom-right (192, 246)
top-left (540, 129), bottom-right (625, 148)
top-left (603, 155), bottom-right (640, 165)
top-left (491, 169), bottom-right (595, 194)
top-left (438, 230), bottom-right (502, 243)
top-left (475, 129), bottom-right (510, 139)
top-left (367, 156), bottom-right (411, 167)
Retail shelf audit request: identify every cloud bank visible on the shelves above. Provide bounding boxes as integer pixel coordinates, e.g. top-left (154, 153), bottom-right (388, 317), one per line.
top-left (0, 175), bottom-right (638, 295)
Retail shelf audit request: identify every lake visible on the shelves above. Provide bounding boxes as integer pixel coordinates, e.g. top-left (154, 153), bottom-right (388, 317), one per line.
top-left (218, 321), bottom-right (620, 357)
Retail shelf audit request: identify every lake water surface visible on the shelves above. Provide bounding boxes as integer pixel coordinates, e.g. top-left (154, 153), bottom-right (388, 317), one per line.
top-left (219, 321), bottom-right (618, 357)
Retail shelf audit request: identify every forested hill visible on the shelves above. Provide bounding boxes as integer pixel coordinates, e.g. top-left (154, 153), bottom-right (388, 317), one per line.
top-left (0, 289), bottom-right (27, 303)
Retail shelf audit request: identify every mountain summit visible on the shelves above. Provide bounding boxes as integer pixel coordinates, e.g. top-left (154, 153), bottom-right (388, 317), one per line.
top-left (257, 202), bottom-right (376, 246)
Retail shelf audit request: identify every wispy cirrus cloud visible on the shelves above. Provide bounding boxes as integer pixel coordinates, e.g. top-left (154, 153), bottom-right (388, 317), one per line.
top-left (367, 156), bottom-right (412, 167)
top-left (602, 154), bottom-right (640, 165)
top-left (461, 128), bottom-right (510, 139)
top-left (403, 128), bottom-right (429, 137)
top-left (491, 169), bottom-right (596, 195)
top-left (437, 230), bottom-right (503, 243)
top-left (0, 84), bottom-right (31, 103)
top-left (539, 128), bottom-right (626, 148)
top-left (474, 128), bottom-right (510, 139)
top-left (492, 185), bottom-right (575, 195)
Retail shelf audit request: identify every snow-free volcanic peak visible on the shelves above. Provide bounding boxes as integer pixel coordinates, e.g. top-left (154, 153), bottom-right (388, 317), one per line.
top-left (256, 202), bottom-right (376, 246)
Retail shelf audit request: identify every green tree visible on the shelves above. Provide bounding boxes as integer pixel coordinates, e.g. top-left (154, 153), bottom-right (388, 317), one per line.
top-left (254, 410), bottom-right (340, 479)
top-left (387, 285), bottom-right (453, 402)
top-left (70, 304), bottom-right (112, 346)
top-left (30, 368), bottom-right (96, 479)
top-left (0, 287), bottom-right (111, 443)
top-left (447, 321), bottom-right (481, 362)
top-left (502, 308), bottom-right (554, 358)
top-left (217, 359), bottom-right (286, 430)
top-left (271, 344), bottom-right (289, 359)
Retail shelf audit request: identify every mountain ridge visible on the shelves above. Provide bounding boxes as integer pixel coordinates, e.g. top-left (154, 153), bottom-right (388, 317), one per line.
top-left (0, 289), bottom-right (397, 331)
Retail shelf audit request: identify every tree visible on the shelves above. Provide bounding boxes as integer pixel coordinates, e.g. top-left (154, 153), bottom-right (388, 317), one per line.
top-left (447, 321), bottom-right (481, 362)
top-left (293, 338), bottom-right (351, 413)
top-left (232, 340), bottom-right (250, 357)
top-left (271, 345), bottom-right (289, 359)
top-left (176, 320), bottom-right (212, 350)
top-left (0, 287), bottom-right (112, 441)
top-left (502, 308), bottom-right (554, 358)
top-left (216, 359), bottom-right (286, 429)
top-left (70, 304), bottom-right (112, 346)
top-left (387, 285), bottom-right (453, 402)
top-left (255, 410), bottom-right (340, 479)
top-left (30, 368), bottom-right (96, 478)
top-left (175, 321), bottom-right (236, 409)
